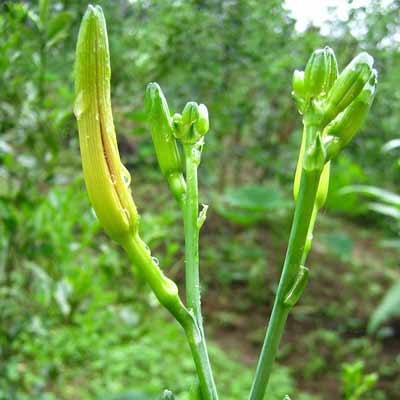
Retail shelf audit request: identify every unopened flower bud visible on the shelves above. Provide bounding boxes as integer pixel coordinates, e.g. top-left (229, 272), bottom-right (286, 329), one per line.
top-left (304, 48), bottom-right (329, 98)
top-left (74, 5), bottom-right (138, 244)
top-left (324, 135), bottom-right (341, 160)
top-left (145, 82), bottom-right (186, 205)
top-left (175, 102), bottom-right (209, 144)
top-left (324, 46), bottom-right (338, 92)
top-left (195, 104), bottom-right (209, 135)
top-left (315, 162), bottom-right (330, 208)
top-left (324, 69), bottom-right (377, 147)
top-left (293, 132), bottom-right (305, 201)
top-left (292, 70), bottom-right (306, 112)
top-left (323, 52), bottom-right (374, 124)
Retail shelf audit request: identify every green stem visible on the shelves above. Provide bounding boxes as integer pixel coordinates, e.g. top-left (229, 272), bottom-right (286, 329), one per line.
top-left (122, 233), bottom-right (217, 400)
top-left (183, 143), bottom-right (218, 400)
top-left (249, 166), bottom-right (321, 400)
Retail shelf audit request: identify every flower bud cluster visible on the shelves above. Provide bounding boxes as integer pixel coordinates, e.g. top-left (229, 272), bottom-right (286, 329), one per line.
top-left (293, 47), bottom-right (377, 154)
top-left (292, 47), bottom-right (377, 208)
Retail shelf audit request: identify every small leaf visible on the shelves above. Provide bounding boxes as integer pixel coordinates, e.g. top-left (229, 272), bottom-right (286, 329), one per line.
top-left (341, 185), bottom-right (400, 208)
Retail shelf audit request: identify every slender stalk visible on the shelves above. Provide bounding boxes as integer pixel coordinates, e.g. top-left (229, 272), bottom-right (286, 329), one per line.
top-left (183, 143), bottom-right (218, 400)
top-left (122, 233), bottom-right (217, 400)
top-left (249, 161), bottom-right (322, 400)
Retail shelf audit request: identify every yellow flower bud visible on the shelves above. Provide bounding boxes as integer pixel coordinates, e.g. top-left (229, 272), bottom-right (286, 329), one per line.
top-left (74, 5), bottom-right (138, 244)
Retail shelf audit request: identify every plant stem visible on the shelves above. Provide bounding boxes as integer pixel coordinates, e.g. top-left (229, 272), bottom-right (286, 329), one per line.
top-left (183, 143), bottom-right (218, 400)
top-left (122, 233), bottom-right (217, 400)
top-left (249, 165), bottom-right (321, 400)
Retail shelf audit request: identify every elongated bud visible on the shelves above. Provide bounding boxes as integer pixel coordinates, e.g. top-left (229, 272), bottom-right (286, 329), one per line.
top-left (174, 102), bottom-right (209, 144)
top-left (324, 47), bottom-right (338, 92)
top-left (293, 70), bottom-right (306, 98)
top-left (324, 135), bottom-right (341, 160)
top-left (316, 162), bottom-right (330, 208)
top-left (195, 104), bottom-right (209, 135)
top-left (323, 52), bottom-right (374, 124)
top-left (304, 48), bottom-right (329, 98)
top-left (292, 70), bottom-right (306, 112)
top-left (325, 69), bottom-right (377, 147)
top-left (145, 82), bottom-right (186, 205)
top-left (293, 132), bottom-right (305, 201)
top-left (74, 5), bottom-right (138, 244)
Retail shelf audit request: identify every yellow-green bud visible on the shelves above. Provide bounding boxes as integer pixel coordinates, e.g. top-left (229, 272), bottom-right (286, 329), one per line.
top-left (292, 70), bottom-right (306, 112)
top-left (174, 102), bottom-right (209, 144)
top-left (316, 162), bottom-right (330, 208)
top-left (324, 69), bottom-right (377, 147)
top-left (324, 135), bottom-right (342, 161)
top-left (324, 46), bottom-right (339, 92)
top-left (74, 5), bottom-right (138, 244)
top-left (323, 52), bottom-right (374, 124)
top-left (195, 104), bottom-right (209, 135)
top-left (304, 48), bottom-right (329, 98)
top-left (145, 82), bottom-right (186, 205)
top-left (293, 132), bottom-right (305, 201)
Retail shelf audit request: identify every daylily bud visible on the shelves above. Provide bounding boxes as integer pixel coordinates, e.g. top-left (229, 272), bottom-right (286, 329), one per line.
top-left (292, 70), bottom-right (306, 112)
top-left (174, 102), bottom-right (209, 144)
top-left (304, 48), bottom-right (329, 98)
top-left (323, 52), bottom-right (374, 124)
top-left (293, 132), bottom-right (305, 201)
top-left (324, 69), bottom-right (377, 147)
top-left (315, 162), bottom-right (330, 208)
top-left (74, 5), bottom-right (138, 244)
top-left (324, 135), bottom-right (341, 161)
top-left (195, 104), bottom-right (209, 136)
top-left (324, 47), bottom-right (338, 92)
top-left (292, 70), bottom-right (306, 98)
top-left (145, 82), bottom-right (186, 205)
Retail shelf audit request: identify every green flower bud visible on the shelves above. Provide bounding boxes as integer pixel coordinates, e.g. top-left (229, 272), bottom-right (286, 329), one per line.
top-left (324, 69), bottom-right (377, 147)
top-left (304, 48), bottom-right (329, 98)
top-left (292, 70), bottom-right (306, 112)
top-left (195, 104), bottom-right (209, 135)
top-left (323, 52), bottom-right (374, 124)
top-left (292, 70), bottom-right (306, 98)
top-left (315, 162), bottom-right (330, 208)
top-left (174, 102), bottom-right (209, 144)
top-left (74, 5), bottom-right (138, 244)
top-left (293, 132), bottom-right (305, 201)
top-left (324, 135), bottom-right (341, 160)
top-left (324, 46), bottom-right (339, 92)
top-left (145, 82), bottom-right (186, 205)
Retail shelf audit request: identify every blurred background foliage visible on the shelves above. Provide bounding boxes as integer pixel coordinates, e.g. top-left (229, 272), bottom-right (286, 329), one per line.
top-left (0, 0), bottom-right (399, 399)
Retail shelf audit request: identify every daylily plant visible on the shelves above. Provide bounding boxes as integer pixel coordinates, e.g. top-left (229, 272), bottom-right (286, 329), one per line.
top-left (74, 6), bottom-right (377, 400)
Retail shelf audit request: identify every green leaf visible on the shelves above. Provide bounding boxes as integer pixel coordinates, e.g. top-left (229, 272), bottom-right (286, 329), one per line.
top-left (368, 280), bottom-right (400, 333)
top-left (367, 202), bottom-right (400, 220)
top-left (341, 185), bottom-right (400, 208)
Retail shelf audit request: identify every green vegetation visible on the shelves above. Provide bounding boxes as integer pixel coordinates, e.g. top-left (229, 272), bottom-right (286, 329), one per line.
top-left (1, 1), bottom-right (399, 399)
